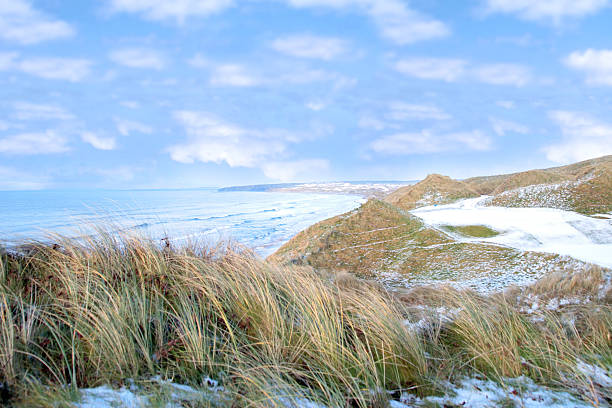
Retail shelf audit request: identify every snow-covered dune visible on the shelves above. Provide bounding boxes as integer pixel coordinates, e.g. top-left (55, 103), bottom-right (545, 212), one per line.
top-left (411, 197), bottom-right (612, 268)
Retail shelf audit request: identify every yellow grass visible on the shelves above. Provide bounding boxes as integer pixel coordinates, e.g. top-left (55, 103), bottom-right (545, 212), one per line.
top-left (0, 232), bottom-right (610, 407)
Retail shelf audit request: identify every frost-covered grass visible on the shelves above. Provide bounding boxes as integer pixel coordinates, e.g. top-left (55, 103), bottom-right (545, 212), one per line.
top-left (0, 232), bottom-right (610, 407)
top-left (481, 169), bottom-right (612, 216)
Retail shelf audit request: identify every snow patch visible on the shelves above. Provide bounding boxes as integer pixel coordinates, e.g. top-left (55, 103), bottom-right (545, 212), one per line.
top-left (577, 360), bottom-right (612, 388)
top-left (411, 197), bottom-right (612, 268)
top-left (74, 377), bottom-right (228, 408)
top-left (391, 376), bottom-right (596, 408)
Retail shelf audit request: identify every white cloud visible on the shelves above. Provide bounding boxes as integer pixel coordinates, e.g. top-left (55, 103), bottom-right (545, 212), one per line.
top-left (168, 111), bottom-right (292, 167)
top-left (278, 69), bottom-right (354, 88)
top-left (472, 63), bottom-right (531, 86)
top-left (0, 130), bottom-right (69, 155)
top-left (358, 103), bottom-right (450, 132)
top-left (306, 101), bottom-right (326, 111)
top-left (0, 52), bottom-right (18, 70)
top-left (490, 117), bottom-right (529, 136)
top-left (120, 100), bottom-right (140, 109)
top-left (286, 0), bottom-right (449, 45)
top-left (496, 100), bottom-right (516, 109)
top-left (0, 120), bottom-right (8, 131)
top-left (188, 53), bottom-right (209, 68)
top-left (370, 129), bottom-right (492, 155)
top-left (210, 64), bottom-right (260, 87)
top-left (395, 58), bottom-right (531, 86)
top-left (191, 56), bottom-right (354, 89)
top-left (564, 49), bottom-right (612, 86)
top-left (394, 57), bottom-right (467, 82)
top-left (483, 0), bottom-right (609, 23)
top-left (544, 111), bottom-right (612, 163)
top-left (271, 34), bottom-right (348, 60)
top-left (0, 0), bottom-right (74, 45)
top-left (13, 102), bottom-right (74, 121)
top-left (387, 102), bottom-right (451, 121)
top-left (0, 54), bottom-right (91, 81)
top-left (96, 165), bottom-right (137, 182)
top-left (367, 0), bottom-right (450, 45)
top-left (0, 166), bottom-right (48, 190)
top-left (109, 48), bottom-right (165, 70)
top-left (115, 118), bottom-right (152, 136)
top-left (107, 0), bottom-right (233, 23)
top-left (358, 116), bottom-right (387, 131)
top-left (18, 57), bottom-right (92, 82)
top-left (262, 159), bottom-right (330, 181)
top-left (81, 132), bottom-right (116, 150)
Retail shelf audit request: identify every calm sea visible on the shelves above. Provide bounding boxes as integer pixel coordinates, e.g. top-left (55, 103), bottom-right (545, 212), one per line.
top-left (0, 189), bottom-right (364, 257)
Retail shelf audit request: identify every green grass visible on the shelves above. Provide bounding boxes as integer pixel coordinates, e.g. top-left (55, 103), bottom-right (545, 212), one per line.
top-left (0, 231), bottom-right (610, 407)
top-left (441, 225), bottom-right (500, 238)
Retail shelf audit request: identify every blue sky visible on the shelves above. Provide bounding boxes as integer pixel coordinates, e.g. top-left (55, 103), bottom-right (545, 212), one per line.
top-left (1, 0), bottom-right (612, 189)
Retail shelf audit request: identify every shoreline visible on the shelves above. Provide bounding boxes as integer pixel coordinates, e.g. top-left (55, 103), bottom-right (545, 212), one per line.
top-left (220, 181), bottom-right (415, 198)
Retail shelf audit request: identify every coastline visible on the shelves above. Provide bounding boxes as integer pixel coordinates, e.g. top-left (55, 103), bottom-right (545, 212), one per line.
top-left (220, 181), bottom-right (415, 198)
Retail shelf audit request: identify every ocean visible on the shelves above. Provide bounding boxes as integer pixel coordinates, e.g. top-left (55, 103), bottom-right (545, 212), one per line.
top-left (0, 189), bottom-right (365, 257)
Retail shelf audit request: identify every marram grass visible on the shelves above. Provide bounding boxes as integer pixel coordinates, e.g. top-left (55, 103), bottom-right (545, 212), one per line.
top-left (0, 231), bottom-right (610, 407)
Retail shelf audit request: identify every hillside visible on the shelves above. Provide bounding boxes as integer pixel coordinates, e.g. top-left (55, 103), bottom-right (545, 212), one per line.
top-left (270, 156), bottom-right (612, 293)
top-left (269, 199), bottom-right (590, 292)
top-left (384, 174), bottom-right (479, 210)
top-left (467, 155), bottom-right (612, 215)
top-left (382, 155), bottom-right (612, 215)
top-left (483, 166), bottom-right (612, 215)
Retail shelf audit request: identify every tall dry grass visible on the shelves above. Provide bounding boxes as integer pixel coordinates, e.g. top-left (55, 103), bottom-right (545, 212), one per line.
top-left (0, 232), bottom-right (610, 407)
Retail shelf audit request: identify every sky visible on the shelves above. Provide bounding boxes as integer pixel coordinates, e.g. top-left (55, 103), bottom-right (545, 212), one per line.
top-left (1, 0), bottom-right (612, 189)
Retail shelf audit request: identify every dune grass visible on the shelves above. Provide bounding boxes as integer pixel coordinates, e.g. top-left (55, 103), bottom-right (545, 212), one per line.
top-left (0, 232), bottom-right (610, 407)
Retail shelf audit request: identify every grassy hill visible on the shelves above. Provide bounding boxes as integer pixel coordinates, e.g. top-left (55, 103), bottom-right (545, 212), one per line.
top-left (379, 155), bottom-right (612, 215)
top-left (270, 156), bottom-right (612, 293)
top-left (384, 174), bottom-right (479, 210)
top-left (468, 155), bottom-right (612, 215)
top-left (269, 199), bottom-right (588, 292)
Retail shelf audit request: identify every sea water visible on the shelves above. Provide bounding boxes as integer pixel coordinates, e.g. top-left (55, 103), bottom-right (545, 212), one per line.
top-left (0, 189), bottom-right (364, 257)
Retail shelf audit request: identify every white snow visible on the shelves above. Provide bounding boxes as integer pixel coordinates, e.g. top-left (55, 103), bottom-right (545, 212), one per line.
top-left (577, 360), bottom-right (612, 388)
top-left (518, 293), bottom-right (593, 316)
top-left (278, 396), bottom-right (329, 408)
top-left (411, 197), bottom-right (612, 268)
top-left (75, 385), bottom-right (148, 408)
top-left (403, 306), bottom-right (461, 333)
top-left (392, 376), bottom-right (597, 408)
top-left (74, 377), bottom-right (228, 408)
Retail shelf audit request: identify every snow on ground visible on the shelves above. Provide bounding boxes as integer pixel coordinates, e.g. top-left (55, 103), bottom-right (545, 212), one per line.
top-left (375, 252), bottom-right (584, 294)
top-left (483, 177), bottom-right (591, 211)
top-left (72, 374), bottom-right (608, 408)
top-left (74, 377), bottom-right (228, 408)
top-left (411, 197), bottom-right (612, 268)
top-left (391, 376), bottom-right (604, 407)
top-left (577, 360), bottom-right (612, 388)
top-left (402, 376), bottom-right (599, 408)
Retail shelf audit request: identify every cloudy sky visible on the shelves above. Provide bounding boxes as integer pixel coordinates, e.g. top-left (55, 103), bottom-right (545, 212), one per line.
top-left (1, 0), bottom-right (612, 189)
